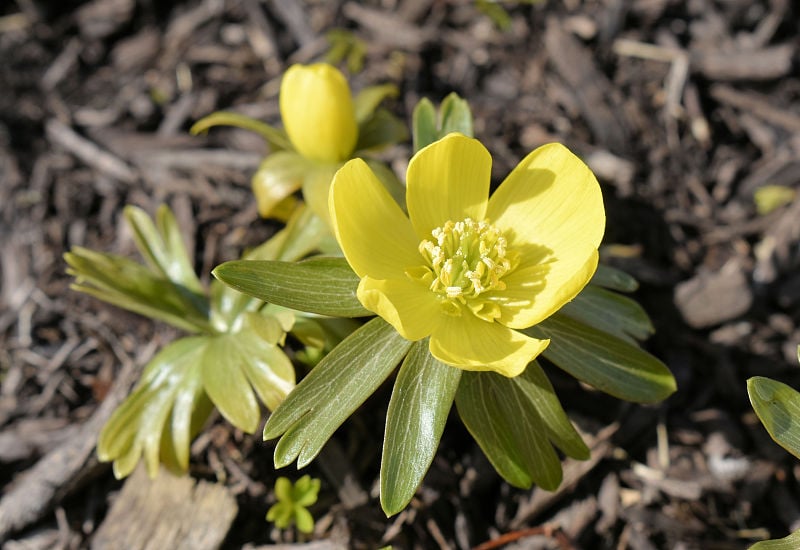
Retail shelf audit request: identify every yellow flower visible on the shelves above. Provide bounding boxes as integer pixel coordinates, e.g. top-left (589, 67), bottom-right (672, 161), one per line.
top-left (329, 134), bottom-right (605, 377)
top-left (280, 63), bottom-right (358, 163)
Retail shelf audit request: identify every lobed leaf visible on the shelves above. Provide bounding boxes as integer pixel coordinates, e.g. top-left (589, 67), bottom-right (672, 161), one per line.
top-left (356, 109), bottom-right (409, 152)
top-left (411, 98), bottom-right (438, 153)
top-left (213, 256), bottom-right (371, 318)
top-left (530, 314), bottom-right (676, 403)
top-left (264, 318), bottom-right (412, 468)
top-left (381, 341), bottom-right (461, 515)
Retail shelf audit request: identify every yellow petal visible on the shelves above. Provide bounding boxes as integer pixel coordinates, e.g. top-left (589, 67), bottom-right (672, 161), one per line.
top-left (490, 250), bottom-right (599, 329)
top-left (330, 158), bottom-right (420, 279)
top-left (429, 313), bottom-right (550, 377)
top-left (484, 143), bottom-right (604, 327)
top-left (406, 134), bottom-right (491, 240)
top-left (487, 143), bottom-right (605, 262)
top-left (301, 163), bottom-right (339, 227)
top-left (357, 276), bottom-right (442, 340)
top-left (280, 63), bottom-right (358, 163)
top-left (251, 151), bottom-right (306, 218)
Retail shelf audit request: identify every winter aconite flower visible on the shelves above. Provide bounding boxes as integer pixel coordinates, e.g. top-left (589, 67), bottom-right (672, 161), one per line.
top-left (329, 133), bottom-right (605, 377)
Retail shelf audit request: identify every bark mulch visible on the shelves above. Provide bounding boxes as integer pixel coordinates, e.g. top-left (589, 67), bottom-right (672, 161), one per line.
top-left (1, 1), bottom-right (799, 548)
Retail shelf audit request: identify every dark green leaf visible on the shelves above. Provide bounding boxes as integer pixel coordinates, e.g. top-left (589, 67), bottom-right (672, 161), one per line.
top-left (264, 318), bottom-right (411, 468)
top-left (590, 264), bottom-right (639, 292)
top-left (190, 111), bottom-right (292, 151)
top-left (213, 257), bottom-right (371, 317)
top-left (561, 285), bottom-right (654, 344)
top-left (455, 368), bottom-right (563, 490)
top-left (381, 341), bottom-right (461, 515)
top-left (530, 314), bottom-right (676, 403)
top-left (748, 376), bottom-right (800, 460)
top-left (519, 363), bottom-right (589, 460)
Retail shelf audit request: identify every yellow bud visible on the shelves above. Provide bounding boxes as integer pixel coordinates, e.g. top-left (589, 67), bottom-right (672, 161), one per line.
top-left (279, 63), bottom-right (358, 163)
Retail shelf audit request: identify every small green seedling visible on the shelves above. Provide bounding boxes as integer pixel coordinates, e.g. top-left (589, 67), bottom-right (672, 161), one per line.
top-left (267, 475), bottom-right (321, 534)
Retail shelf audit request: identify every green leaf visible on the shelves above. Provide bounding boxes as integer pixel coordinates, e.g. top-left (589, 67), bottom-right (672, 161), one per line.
top-left (353, 84), bottom-right (399, 124)
top-left (213, 257), bottom-right (371, 318)
top-left (264, 318), bottom-right (411, 468)
top-left (190, 111), bottom-right (293, 151)
top-left (210, 205), bottom-right (327, 331)
top-left (519, 363), bottom-right (589, 460)
top-left (250, 151), bottom-right (307, 219)
top-left (65, 247), bottom-right (212, 334)
top-left (439, 92), bottom-right (474, 138)
top-left (381, 341), bottom-right (461, 515)
top-left (530, 314), bottom-right (676, 403)
top-left (561, 285), bottom-right (654, 344)
top-left (97, 337), bottom-right (212, 478)
top-left (748, 377), bottom-right (800, 460)
top-left (412, 98), bottom-right (438, 153)
top-left (590, 264), bottom-right (639, 292)
top-left (201, 329), bottom-right (295, 433)
top-left (455, 367), bottom-right (564, 490)
top-left (750, 529), bottom-right (800, 550)
top-left (124, 205), bottom-right (203, 295)
top-left (356, 109), bottom-right (409, 152)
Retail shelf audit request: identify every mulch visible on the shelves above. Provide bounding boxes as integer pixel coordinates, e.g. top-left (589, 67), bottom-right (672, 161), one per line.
top-left (1, 0), bottom-right (800, 548)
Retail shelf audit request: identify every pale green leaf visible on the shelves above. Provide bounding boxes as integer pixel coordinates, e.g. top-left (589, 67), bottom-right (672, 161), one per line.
top-left (213, 257), bottom-right (370, 318)
top-left (353, 84), bottom-right (399, 123)
top-left (97, 337), bottom-right (210, 478)
top-left (530, 314), bottom-right (676, 403)
top-left (294, 507), bottom-right (315, 533)
top-left (412, 98), bottom-right (438, 153)
top-left (750, 529), bottom-right (800, 550)
top-left (264, 318), bottom-right (411, 468)
top-left (439, 92), bottom-right (473, 138)
top-left (455, 368), bottom-right (563, 490)
top-left (748, 376), bottom-right (800, 460)
top-left (561, 285), bottom-right (653, 344)
top-left (124, 205), bottom-right (203, 295)
top-left (381, 341), bottom-right (461, 515)
top-left (754, 185), bottom-right (796, 216)
top-left (200, 334), bottom-right (265, 433)
top-left (190, 111), bottom-right (292, 151)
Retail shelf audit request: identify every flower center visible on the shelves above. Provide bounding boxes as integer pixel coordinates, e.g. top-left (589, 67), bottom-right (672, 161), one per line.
top-left (407, 218), bottom-right (517, 320)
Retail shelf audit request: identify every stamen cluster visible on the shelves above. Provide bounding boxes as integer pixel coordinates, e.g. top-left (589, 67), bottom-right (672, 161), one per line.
top-left (409, 218), bottom-right (516, 317)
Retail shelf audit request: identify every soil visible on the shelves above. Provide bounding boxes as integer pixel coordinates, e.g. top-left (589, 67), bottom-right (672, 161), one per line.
top-left (2, 1), bottom-right (800, 549)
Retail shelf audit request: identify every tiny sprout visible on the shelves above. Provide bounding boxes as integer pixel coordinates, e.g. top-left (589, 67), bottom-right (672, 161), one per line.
top-left (267, 475), bottom-right (321, 534)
